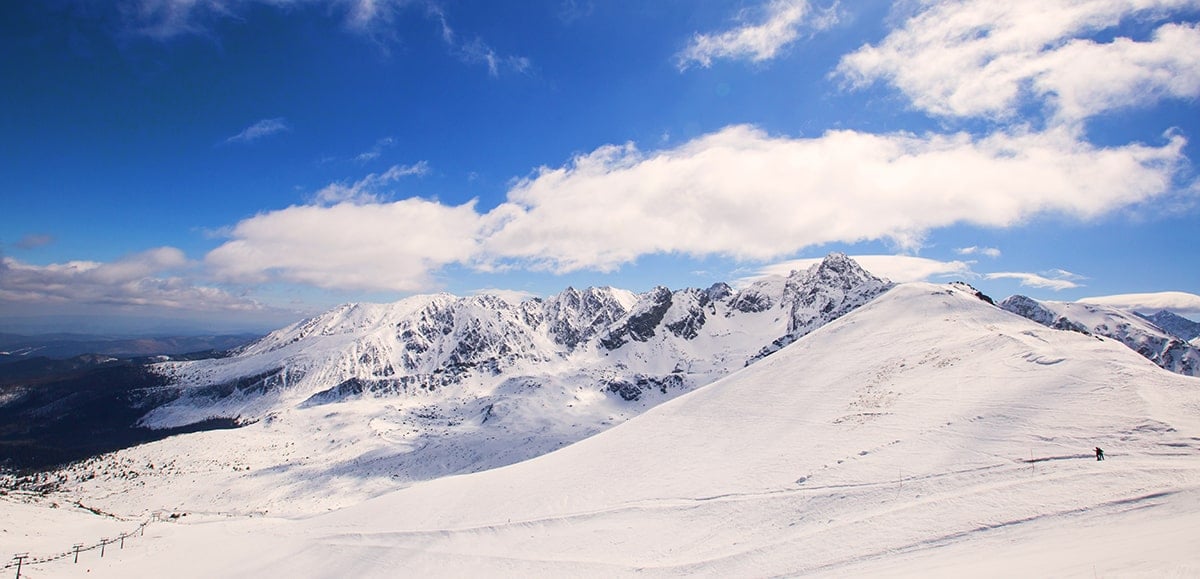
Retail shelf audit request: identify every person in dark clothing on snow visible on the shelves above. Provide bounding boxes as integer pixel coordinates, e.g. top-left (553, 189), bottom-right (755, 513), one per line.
top-left (1095, 447), bottom-right (1105, 461)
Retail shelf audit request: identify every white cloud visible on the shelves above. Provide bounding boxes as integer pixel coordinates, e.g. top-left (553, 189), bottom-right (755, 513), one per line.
top-left (205, 198), bottom-right (484, 292)
top-left (313, 162), bottom-right (430, 205)
top-left (0, 248), bottom-right (261, 311)
top-left (677, 0), bottom-right (837, 70)
top-left (201, 120), bottom-right (1187, 293)
top-left (985, 271), bottom-right (1082, 291)
top-left (956, 246), bottom-right (1001, 258)
top-left (749, 255), bottom-right (974, 284)
top-left (481, 124), bottom-right (1185, 273)
top-left (837, 0), bottom-right (1200, 122)
top-left (1079, 291), bottom-right (1200, 316)
top-left (226, 118), bottom-right (289, 144)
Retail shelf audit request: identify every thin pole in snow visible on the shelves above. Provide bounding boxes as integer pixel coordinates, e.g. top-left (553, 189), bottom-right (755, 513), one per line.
top-left (73, 543), bottom-right (83, 563)
top-left (13, 553), bottom-right (28, 579)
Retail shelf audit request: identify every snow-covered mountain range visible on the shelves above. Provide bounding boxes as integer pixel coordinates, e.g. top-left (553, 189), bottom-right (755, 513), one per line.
top-left (144, 252), bottom-right (892, 429)
top-left (1000, 295), bottom-right (1200, 377)
top-left (0, 254), bottom-right (893, 516)
top-left (9, 277), bottom-right (1200, 577)
top-left (1139, 309), bottom-right (1200, 342)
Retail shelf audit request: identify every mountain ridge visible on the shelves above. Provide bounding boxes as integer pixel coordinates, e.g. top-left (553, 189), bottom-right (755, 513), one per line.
top-left (1000, 295), bottom-right (1200, 377)
top-left (38, 280), bottom-right (1200, 577)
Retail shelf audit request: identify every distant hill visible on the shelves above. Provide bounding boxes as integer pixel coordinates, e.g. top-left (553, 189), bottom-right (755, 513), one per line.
top-left (0, 333), bottom-right (260, 363)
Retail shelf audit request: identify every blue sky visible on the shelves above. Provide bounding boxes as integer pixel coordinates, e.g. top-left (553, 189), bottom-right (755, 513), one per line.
top-left (2, 0), bottom-right (1199, 335)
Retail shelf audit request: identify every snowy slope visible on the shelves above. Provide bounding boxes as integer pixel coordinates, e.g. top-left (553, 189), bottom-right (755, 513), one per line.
top-left (1001, 295), bottom-right (1200, 376)
top-left (22, 281), bottom-right (1200, 578)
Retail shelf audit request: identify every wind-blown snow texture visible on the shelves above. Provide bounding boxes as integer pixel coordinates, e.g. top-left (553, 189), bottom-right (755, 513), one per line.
top-left (13, 281), bottom-right (1200, 578)
top-left (1001, 295), bottom-right (1200, 377)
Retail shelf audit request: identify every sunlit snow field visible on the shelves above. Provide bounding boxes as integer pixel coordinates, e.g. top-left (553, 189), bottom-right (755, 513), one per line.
top-left (4, 283), bottom-right (1199, 577)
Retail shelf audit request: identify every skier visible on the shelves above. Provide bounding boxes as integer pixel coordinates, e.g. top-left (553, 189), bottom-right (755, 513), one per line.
top-left (1094, 446), bottom-right (1105, 461)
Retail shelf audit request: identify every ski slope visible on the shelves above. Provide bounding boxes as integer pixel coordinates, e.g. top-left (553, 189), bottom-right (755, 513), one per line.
top-left (10, 282), bottom-right (1200, 577)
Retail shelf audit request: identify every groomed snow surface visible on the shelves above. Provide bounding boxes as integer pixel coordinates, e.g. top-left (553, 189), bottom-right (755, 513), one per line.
top-left (6, 282), bottom-right (1200, 577)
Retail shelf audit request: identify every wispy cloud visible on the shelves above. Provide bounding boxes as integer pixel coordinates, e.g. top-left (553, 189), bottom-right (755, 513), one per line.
top-left (956, 246), bottom-right (1001, 258)
top-left (355, 136), bottom-right (396, 164)
top-left (837, 0), bottom-right (1200, 124)
top-left (1079, 291), bottom-right (1200, 316)
top-left (676, 0), bottom-right (838, 70)
top-left (13, 234), bottom-right (55, 250)
top-left (557, 0), bottom-right (594, 25)
top-left (226, 118), bottom-right (289, 144)
top-left (121, 0), bottom-right (412, 40)
top-left (428, 5), bottom-right (532, 77)
top-left (0, 248), bottom-right (261, 311)
top-left (985, 270), bottom-right (1084, 291)
top-left (312, 162), bottom-right (430, 205)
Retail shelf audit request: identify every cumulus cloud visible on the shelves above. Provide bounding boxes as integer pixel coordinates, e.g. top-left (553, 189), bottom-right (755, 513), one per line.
top-left (837, 0), bottom-right (1200, 122)
top-left (226, 118), bottom-right (289, 144)
top-left (205, 198), bottom-right (484, 292)
top-left (1079, 291), bottom-right (1200, 316)
top-left (677, 0), bottom-right (838, 70)
top-left (749, 255), bottom-right (974, 284)
top-left (956, 246), bottom-right (1001, 258)
top-left (985, 270), bottom-right (1083, 291)
top-left (312, 162), bottom-right (430, 205)
top-left (0, 247), bottom-right (261, 311)
top-left (207, 120), bottom-right (1187, 293)
top-left (481, 124), bottom-right (1185, 273)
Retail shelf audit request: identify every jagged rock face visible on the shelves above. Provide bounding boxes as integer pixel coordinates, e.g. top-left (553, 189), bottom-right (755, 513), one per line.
top-left (999, 296), bottom-right (1093, 335)
top-left (729, 287), bottom-right (773, 313)
top-left (147, 253), bottom-right (897, 427)
top-left (784, 253), bottom-right (893, 337)
top-left (1139, 310), bottom-right (1200, 342)
top-left (949, 281), bottom-right (995, 305)
top-left (663, 288), bottom-right (710, 340)
top-left (599, 286), bottom-right (673, 350)
top-left (750, 253), bottom-right (894, 361)
top-left (539, 287), bottom-right (634, 350)
top-left (1001, 296), bottom-right (1200, 377)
